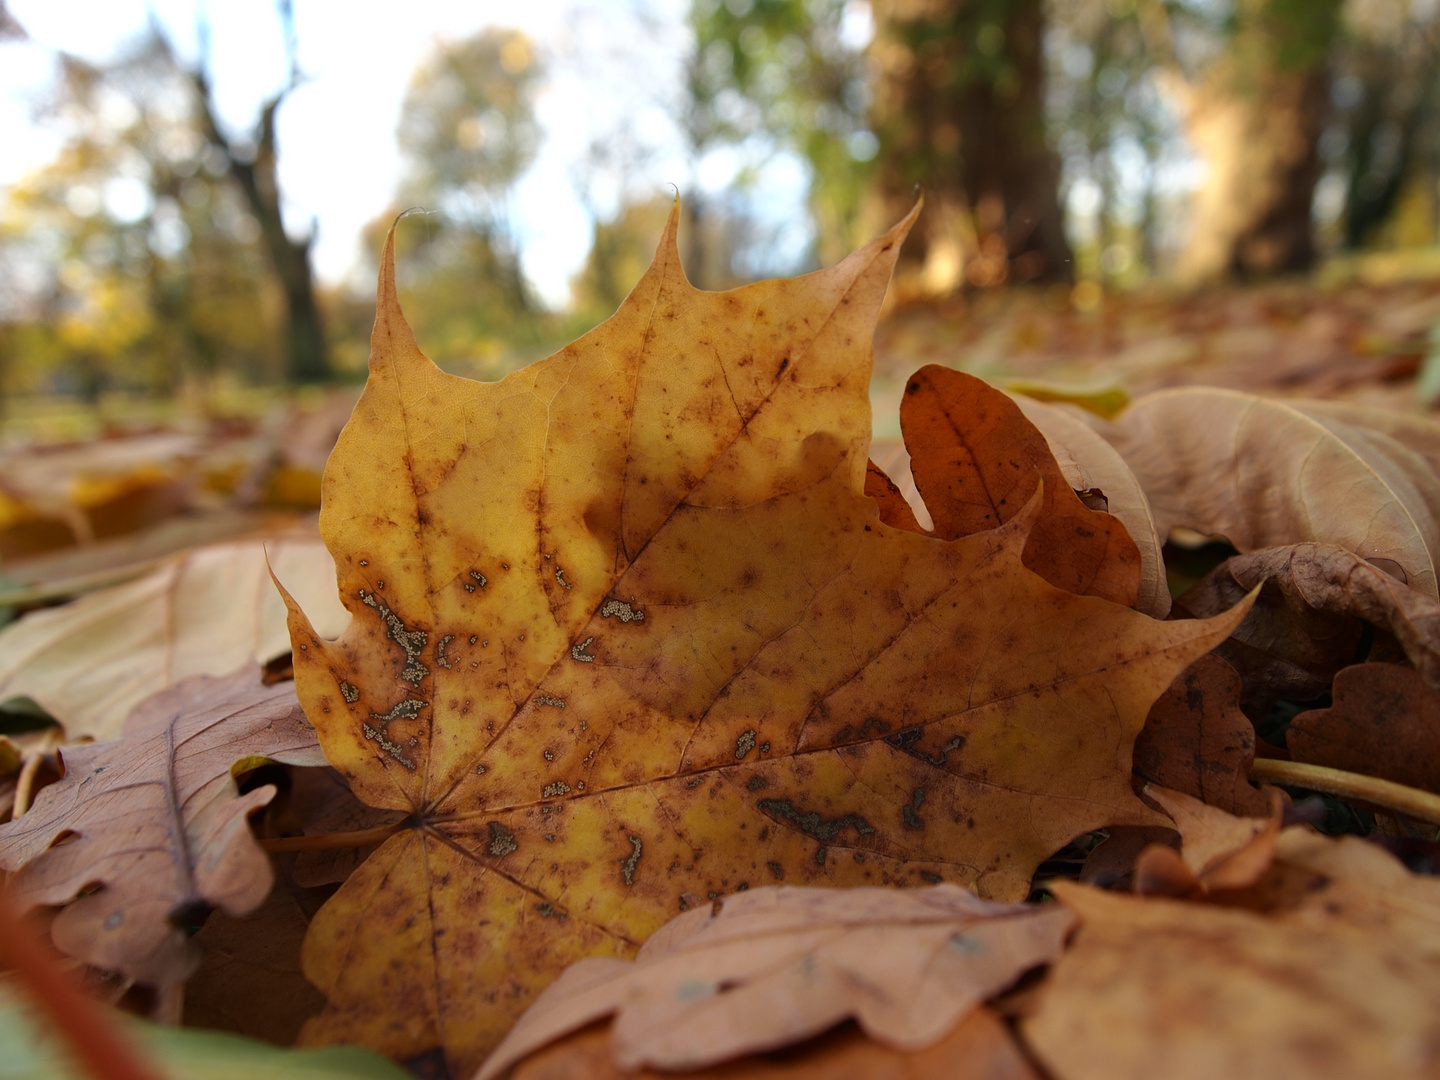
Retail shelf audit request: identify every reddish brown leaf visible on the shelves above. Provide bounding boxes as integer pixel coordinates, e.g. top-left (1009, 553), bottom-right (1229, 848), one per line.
top-left (1132, 654), bottom-right (1270, 816)
top-left (900, 366), bottom-right (1141, 606)
top-left (1289, 663), bottom-right (1440, 795)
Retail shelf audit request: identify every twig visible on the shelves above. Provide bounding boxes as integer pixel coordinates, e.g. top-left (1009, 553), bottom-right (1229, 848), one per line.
top-left (260, 821), bottom-right (407, 852)
top-left (12, 729), bottom-right (61, 820)
top-left (0, 890), bottom-right (165, 1080)
top-left (1250, 759), bottom-right (1440, 826)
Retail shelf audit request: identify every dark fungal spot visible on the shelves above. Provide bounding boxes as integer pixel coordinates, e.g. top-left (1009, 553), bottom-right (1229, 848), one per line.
top-left (902, 787), bottom-right (927, 830)
top-left (767, 861), bottom-right (784, 880)
top-left (746, 775), bottom-right (768, 792)
top-left (487, 821), bottom-right (518, 857)
top-left (756, 799), bottom-right (875, 843)
top-left (621, 836), bottom-right (643, 886)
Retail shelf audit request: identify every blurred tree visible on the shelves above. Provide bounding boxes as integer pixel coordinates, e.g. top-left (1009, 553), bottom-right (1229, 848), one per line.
top-left (570, 196), bottom-right (675, 319)
top-left (188, 0), bottom-right (332, 383)
top-left (1330, 1), bottom-right (1440, 251)
top-left (0, 34), bottom-right (274, 400)
top-left (367, 28), bottom-right (548, 373)
top-left (868, 0), bottom-right (1073, 291)
top-left (687, 0), bottom-right (877, 272)
top-left (1153, 0), bottom-right (1346, 281)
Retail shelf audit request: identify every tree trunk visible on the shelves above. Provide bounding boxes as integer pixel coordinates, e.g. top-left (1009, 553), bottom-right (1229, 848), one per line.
top-left (1174, 0), bottom-right (1345, 283)
top-left (868, 0), bottom-right (1072, 294)
top-left (192, 76), bottom-right (332, 384)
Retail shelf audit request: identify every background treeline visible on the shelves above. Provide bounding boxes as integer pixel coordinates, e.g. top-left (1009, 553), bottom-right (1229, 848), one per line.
top-left (0, 0), bottom-right (1437, 402)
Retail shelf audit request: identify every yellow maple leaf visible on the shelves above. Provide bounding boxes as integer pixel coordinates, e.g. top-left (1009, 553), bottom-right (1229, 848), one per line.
top-left (279, 203), bottom-right (1246, 1073)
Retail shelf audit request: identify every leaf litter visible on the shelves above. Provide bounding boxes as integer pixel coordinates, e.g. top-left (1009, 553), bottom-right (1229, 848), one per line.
top-left (6, 205), bottom-right (1440, 1078)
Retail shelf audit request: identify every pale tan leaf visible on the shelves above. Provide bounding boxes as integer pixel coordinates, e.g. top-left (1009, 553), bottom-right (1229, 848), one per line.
top-left (506, 1006), bottom-right (1038, 1080)
top-left (0, 667), bottom-right (325, 990)
top-left (477, 884), bottom-right (1074, 1080)
top-left (1292, 399), bottom-right (1440, 480)
top-left (1141, 785), bottom-right (1280, 892)
top-left (1008, 394), bottom-right (1168, 618)
top-left (1024, 881), bottom-right (1440, 1080)
top-left (1106, 388), bottom-right (1440, 596)
top-left (0, 539), bottom-right (348, 740)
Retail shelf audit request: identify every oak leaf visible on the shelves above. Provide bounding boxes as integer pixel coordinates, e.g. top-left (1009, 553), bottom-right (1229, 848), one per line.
top-left (1289, 663), bottom-right (1440, 795)
top-left (1177, 543), bottom-right (1440, 706)
top-left (0, 667), bottom-right (326, 991)
top-left (0, 539), bottom-right (347, 740)
top-left (893, 366), bottom-right (1142, 607)
top-left (279, 206), bottom-right (1246, 1072)
top-left (479, 884), bottom-right (1069, 1079)
top-left (1132, 655), bottom-right (1269, 817)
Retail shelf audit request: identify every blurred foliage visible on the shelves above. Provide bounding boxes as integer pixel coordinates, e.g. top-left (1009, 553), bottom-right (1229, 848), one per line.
top-left (2, 0), bottom-right (1440, 407)
top-left (0, 35), bottom-right (279, 402)
top-left (363, 28), bottom-right (558, 378)
top-left (688, 0), bottom-right (877, 266)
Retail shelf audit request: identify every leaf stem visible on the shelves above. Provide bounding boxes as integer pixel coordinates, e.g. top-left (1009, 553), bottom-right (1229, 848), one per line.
top-left (1249, 759), bottom-right (1440, 826)
top-left (260, 822), bottom-right (407, 852)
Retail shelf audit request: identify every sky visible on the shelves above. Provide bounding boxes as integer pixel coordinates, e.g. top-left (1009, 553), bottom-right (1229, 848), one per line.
top-left (0, 0), bottom-right (796, 308)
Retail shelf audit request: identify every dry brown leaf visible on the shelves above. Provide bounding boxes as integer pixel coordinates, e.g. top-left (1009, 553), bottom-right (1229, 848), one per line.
top-left (1023, 880), bottom-right (1440, 1080)
top-left (0, 667), bottom-right (326, 991)
top-left (0, 539), bottom-right (348, 740)
top-left (899, 366), bottom-right (1142, 606)
top-left (1178, 542), bottom-right (1440, 700)
top-left (1105, 388), bottom-right (1440, 596)
top-left (286, 767), bottom-right (407, 889)
top-left (1132, 654), bottom-right (1270, 816)
top-left (507, 1007), bottom-right (1038, 1080)
top-left (1008, 394), bottom-right (1168, 618)
top-left (1289, 663), bottom-right (1440, 794)
top-left (1293, 399), bottom-right (1440, 480)
top-left (478, 884), bottom-right (1073, 1080)
top-left (181, 853), bottom-right (329, 1044)
top-left (278, 208), bottom-right (1247, 1071)
top-left (1264, 828), bottom-right (1440, 958)
top-left (1135, 785), bottom-right (1281, 895)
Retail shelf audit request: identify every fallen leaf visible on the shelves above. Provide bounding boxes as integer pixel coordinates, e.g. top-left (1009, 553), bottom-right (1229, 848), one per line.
top-left (286, 767), bottom-right (407, 889)
top-left (1133, 785), bottom-right (1281, 896)
top-left (1077, 826), bottom-right (1178, 890)
top-left (1176, 543), bottom-right (1440, 705)
top-left (506, 1007), bottom-right (1038, 1080)
top-left (1288, 663), bottom-right (1440, 795)
top-left (1104, 388), bottom-right (1440, 597)
top-left (1007, 393), bottom-right (1168, 618)
top-left (0, 668), bottom-right (326, 991)
top-left (1023, 880), bottom-right (1440, 1080)
top-left (280, 207), bottom-right (1246, 1072)
top-left (0, 539), bottom-right (348, 741)
top-left (1292, 399), bottom-right (1440, 488)
top-left (479, 883), bottom-right (1072, 1079)
top-left (1132, 655), bottom-right (1270, 816)
top-left (897, 366), bottom-right (1142, 607)
top-left (868, 438), bottom-right (930, 530)
top-left (1263, 827), bottom-right (1440, 957)
top-left (181, 853), bottom-right (331, 1045)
